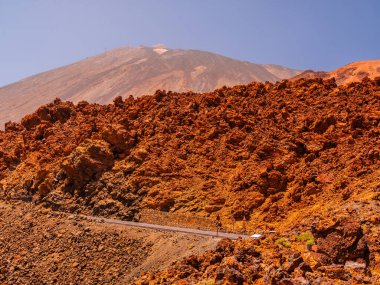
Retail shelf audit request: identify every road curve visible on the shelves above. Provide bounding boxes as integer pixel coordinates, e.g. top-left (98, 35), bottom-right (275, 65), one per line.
top-left (83, 215), bottom-right (251, 240)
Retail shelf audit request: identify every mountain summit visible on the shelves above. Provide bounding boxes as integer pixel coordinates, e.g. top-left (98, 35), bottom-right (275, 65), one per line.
top-left (0, 45), bottom-right (301, 128)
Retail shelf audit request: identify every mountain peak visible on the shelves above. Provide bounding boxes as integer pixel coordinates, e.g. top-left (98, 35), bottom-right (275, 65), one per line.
top-left (0, 46), bottom-right (302, 128)
top-left (152, 44), bottom-right (169, 55)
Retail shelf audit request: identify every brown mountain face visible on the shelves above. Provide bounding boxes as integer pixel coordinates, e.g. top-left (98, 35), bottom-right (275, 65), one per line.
top-left (0, 45), bottom-right (301, 129)
top-left (292, 59), bottom-right (380, 85)
top-left (0, 77), bottom-right (379, 283)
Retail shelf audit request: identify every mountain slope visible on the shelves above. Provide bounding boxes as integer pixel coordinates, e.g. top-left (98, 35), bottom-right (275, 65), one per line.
top-left (292, 59), bottom-right (380, 85)
top-left (0, 45), bottom-right (301, 128)
top-left (262, 63), bottom-right (303, 79)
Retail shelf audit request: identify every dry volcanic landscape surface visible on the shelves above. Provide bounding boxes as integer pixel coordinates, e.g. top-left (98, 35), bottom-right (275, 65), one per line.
top-left (0, 76), bottom-right (379, 284)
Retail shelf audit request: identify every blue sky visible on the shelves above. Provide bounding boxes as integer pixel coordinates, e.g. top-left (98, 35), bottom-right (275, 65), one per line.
top-left (0, 0), bottom-right (379, 87)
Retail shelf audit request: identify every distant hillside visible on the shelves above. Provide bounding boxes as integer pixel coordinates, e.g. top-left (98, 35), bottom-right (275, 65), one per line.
top-left (292, 59), bottom-right (380, 84)
top-left (0, 45), bottom-right (302, 128)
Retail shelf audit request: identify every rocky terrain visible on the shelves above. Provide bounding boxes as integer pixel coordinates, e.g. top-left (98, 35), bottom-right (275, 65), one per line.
top-left (0, 45), bottom-right (302, 128)
top-left (292, 60), bottom-right (380, 85)
top-left (136, 215), bottom-right (375, 284)
top-left (0, 76), bottom-right (379, 283)
top-left (0, 201), bottom-right (219, 284)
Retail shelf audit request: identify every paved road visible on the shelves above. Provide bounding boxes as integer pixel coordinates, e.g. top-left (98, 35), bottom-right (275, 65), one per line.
top-left (84, 215), bottom-right (251, 240)
top-left (2, 201), bottom-right (251, 240)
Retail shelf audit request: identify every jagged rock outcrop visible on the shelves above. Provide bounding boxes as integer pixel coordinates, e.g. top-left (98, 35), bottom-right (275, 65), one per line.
top-left (311, 216), bottom-right (370, 266)
top-left (0, 77), bottom-right (379, 220)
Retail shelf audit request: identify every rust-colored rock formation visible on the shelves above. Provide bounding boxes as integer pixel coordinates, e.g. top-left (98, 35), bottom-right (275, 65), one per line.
top-left (0, 77), bottom-right (379, 283)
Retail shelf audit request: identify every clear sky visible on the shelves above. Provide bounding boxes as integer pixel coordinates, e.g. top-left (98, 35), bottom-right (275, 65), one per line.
top-left (0, 0), bottom-right (379, 87)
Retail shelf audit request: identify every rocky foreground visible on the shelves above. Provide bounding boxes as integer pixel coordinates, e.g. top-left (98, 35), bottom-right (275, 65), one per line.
top-left (0, 77), bottom-right (379, 283)
top-left (136, 215), bottom-right (375, 284)
top-left (0, 201), bottom-right (218, 284)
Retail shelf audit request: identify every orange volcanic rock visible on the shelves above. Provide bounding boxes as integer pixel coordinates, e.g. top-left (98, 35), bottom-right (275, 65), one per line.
top-left (311, 216), bottom-right (369, 265)
top-left (0, 77), bottom-right (379, 283)
top-left (292, 60), bottom-right (380, 85)
top-left (0, 78), bottom-right (379, 219)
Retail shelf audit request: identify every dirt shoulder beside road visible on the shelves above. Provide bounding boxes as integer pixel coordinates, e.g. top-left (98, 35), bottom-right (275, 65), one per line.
top-left (0, 201), bottom-right (219, 284)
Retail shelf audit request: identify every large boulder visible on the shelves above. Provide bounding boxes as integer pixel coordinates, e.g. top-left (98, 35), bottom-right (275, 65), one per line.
top-left (312, 216), bottom-right (370, 265)
top-left (61, 140), bottom-right (114, 190)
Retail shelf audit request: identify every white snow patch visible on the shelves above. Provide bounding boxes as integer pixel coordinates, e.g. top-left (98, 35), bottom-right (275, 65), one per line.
top-left (153, 48), bottom-right (168, 55)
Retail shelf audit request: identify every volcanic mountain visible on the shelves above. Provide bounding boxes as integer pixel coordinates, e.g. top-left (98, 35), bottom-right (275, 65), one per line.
top-left (292, 59), bottom-right (380, 85)
top-left (0, 45), bottom-right (301, 128)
